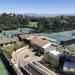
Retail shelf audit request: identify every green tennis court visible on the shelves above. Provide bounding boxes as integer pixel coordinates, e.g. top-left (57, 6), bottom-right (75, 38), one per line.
top-left (19, 28), bottom-right (33, 33)
top-left (0, 57), bottom-right (9, 75)
top-left (39, 30), bottom-right (75, 41)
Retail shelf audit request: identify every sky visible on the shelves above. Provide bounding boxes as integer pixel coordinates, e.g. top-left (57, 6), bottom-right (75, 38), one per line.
top-left (0, 0), bottom-right (75, 14)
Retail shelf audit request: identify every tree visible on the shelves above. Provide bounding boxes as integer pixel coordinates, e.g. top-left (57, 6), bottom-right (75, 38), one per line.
top-left (42, 54), bottom-right (59, 69)
top-left (37, 21), bottom-right (44, 32)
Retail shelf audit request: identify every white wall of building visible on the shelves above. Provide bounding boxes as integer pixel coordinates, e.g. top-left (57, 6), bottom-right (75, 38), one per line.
top-left (49, 50), bottom-right (62, 60)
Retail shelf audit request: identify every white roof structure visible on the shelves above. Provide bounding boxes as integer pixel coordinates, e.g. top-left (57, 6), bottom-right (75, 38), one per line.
top-left (49, 50), bottom-right (62, 60)
top-left (42, 43), bottom-right (51, 49)
top-left (26, 36), bottom-right (35, 40)
top-left (49, 50), bottom-right (61, 56)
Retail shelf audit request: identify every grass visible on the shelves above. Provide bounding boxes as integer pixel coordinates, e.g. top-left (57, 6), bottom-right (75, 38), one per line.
top-left (56, 44), bottom-right (75, 56)
top-left (0, 57), bottom-right (9, 75)
top-left (4, 42), bottom-right (25, 58)
top-left (67, 44), bottom-right (75, 56)
top-left (68, 44), bottom-right (75, 50)
top-left (56, 45), bottom-right (64, 52)
top-left (28, 22), bottom-right (38, 28)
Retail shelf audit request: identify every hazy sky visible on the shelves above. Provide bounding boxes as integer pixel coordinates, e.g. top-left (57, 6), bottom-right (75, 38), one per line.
top-left (0, 0), bottom-right (75, 14)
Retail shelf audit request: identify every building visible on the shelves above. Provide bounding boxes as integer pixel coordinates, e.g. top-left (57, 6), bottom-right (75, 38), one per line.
top-left (49, 50), bottom-right (63, 61)
top-left (21, 61), bottom-right (56, 75)
top-left (18, 34), bottom-right (37, 44)
top-left (71, 56), bottom-right (75, 63)
top-left (31, 37), bottom-right (56, 53)
top-left (0, 37), bottom-right (18, 47)
top-left (18, 34), bottom-right (36, 40)
top-left (63, 62), bottom-right (75, 74)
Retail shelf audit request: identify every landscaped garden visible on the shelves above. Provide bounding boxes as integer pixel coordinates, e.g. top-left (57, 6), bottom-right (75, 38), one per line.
top-left (4, 42), bottom-right (25, 58)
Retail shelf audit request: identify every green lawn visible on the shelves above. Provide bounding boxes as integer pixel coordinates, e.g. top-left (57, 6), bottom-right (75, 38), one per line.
top-left (56, 44), bottom-right (75, 56)
top-left (67, 44), bottom-right (75, 56)
top-left (28, 22), bottom-right (38, 28)
top-left (0, 58), bottom-right (9, 75)
top-left (56, 45), bottom-right (64, 52)
top-left (68, 44), bottom-right (75, 50)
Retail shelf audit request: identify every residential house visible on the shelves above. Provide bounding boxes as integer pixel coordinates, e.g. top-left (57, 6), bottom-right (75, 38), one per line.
top-left (18, 34), bottom-right (36, 44)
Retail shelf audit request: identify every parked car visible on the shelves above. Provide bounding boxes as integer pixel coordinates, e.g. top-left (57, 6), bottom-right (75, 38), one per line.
top-left (34, 51), bottom-right (41, 57)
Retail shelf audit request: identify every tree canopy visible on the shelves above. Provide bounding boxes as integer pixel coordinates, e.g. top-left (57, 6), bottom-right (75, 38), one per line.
top-left (0, 13), bottom-right (75, 32)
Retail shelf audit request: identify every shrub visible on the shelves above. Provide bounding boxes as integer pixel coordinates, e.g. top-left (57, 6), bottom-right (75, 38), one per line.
top-left (4, 42), bottom-right (25, 58)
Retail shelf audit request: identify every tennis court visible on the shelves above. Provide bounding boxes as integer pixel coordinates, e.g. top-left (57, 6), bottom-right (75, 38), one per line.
top-left (5, 30), bottom-right (22, 36)
top-left (0, 57), bottom-right (9, 75)
top-left (19, 28), bottom-right (33, 33)
top-left (38, 30), bottom-right (75, 44)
